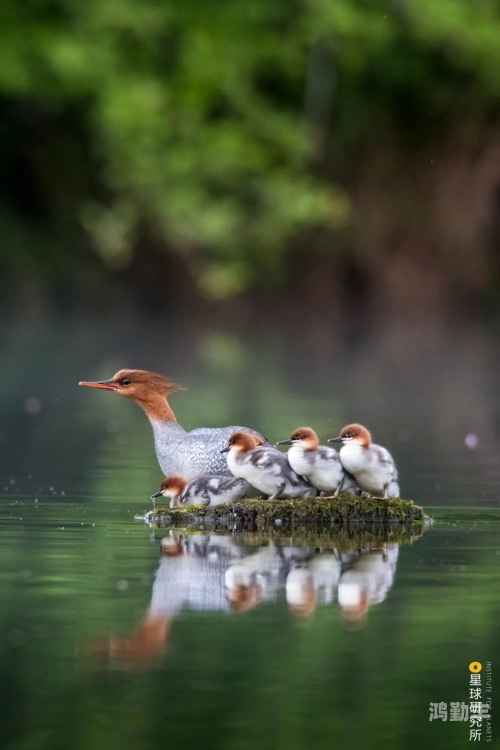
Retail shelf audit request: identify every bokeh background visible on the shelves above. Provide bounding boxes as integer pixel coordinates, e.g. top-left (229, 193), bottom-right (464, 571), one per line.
top-left (3, 0), bottom-right (500, 506)
top-left (2, 0), bottom-right (500, 506)
top-left (2, 0), bottom-right (500, 320)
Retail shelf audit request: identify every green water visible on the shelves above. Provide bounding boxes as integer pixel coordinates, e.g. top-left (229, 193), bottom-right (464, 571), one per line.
top-left (0, 318), bottom-right (499, 749)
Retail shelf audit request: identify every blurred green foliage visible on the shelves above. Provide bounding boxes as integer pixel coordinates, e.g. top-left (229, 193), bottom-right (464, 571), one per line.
top-left (1, 0), bottom-right (500, 298)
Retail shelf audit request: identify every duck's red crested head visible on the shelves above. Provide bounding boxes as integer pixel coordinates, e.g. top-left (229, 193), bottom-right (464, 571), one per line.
top-left (330, 423), bottom-right (372, 448)
top-left (278, 426), bottom-right (319, 450)
top-left (227, 431), bottom-right (259, 453)
top-left (79, 369), bottom-right (182, 421)
top-left (79, 369), bottom-right (180, 398)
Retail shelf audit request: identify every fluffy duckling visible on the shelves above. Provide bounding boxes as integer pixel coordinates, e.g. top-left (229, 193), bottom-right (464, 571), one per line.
top-left (277, 426), bottom-right (358, 495)
top-left (221, 432), bottom-right (312, 500)
top-left (151, 473), bottom-right (252, 509)
top-left (328, 424), bottom-right (399, 498)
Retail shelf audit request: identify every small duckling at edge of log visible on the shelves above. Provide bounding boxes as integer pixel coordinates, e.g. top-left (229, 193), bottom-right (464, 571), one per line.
top-left (277, 426), bottom-right (359, 496)
top-left (221, 432), bottom-right (312, 500)
top-left (151, 474), bottom-right (253, 509)
top-left (328, 424), bottom-right (400, 498)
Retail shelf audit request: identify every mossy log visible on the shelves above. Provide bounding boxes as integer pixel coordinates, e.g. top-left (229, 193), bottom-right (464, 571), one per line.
top-left (143, 492), bottom-right (427, 531)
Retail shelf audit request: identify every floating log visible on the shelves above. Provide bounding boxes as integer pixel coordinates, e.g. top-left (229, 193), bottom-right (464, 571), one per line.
top-left (142, 493), bottom-right (427, 531)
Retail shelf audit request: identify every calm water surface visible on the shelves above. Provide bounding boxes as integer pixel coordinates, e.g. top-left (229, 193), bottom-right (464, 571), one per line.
top-left (0, 318), bottom-right (499, 749)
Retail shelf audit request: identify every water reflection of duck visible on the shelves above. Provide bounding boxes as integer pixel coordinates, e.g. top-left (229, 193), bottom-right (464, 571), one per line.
top-left (337, 544), bottom-right (399, 623)
top-left (78, 369), bottom-right (266, 479)
top-left (88, 534), bottom-right (401, 666)
top-left (225, 544), bottom-right (285, 612)
top-left (286, 553), bottom-right (342, 618)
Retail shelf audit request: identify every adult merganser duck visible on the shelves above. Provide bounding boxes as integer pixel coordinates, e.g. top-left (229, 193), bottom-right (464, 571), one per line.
top-left (151, 474), bottom-right (252, 508)
top-left (328, 423), bottom-right (400, 498)
top-left (277, 426), bottom-right (359, 495)
top-left (221, 431), bottom-right (312, 499)
top-left (79, 369), bottom-right (266, 480)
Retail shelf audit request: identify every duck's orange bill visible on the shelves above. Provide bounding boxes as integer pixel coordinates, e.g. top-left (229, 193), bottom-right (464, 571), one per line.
top-left (78, 380), bottom-right (116, 391)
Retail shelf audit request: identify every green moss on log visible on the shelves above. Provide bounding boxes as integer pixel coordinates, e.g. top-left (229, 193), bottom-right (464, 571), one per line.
top-left (143, 492), bottom-right (426, 531)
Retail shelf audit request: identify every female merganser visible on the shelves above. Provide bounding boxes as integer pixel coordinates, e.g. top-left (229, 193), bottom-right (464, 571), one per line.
top-left (221, 431), bottom-right (312, 499)
top-left (79, 369), bottom-right (266, 480)
top-left (328, 424), bottom-right (400, 498)
top-left (151, 473), bottom-right (252, 508)
top-left (277, 427), bottom-right (359, 495)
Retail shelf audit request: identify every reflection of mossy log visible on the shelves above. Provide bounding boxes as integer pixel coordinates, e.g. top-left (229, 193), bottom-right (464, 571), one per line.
top-left (226, 526), bottom-right (425, 547)
top-left (143, 492), bottom-right (426, 531)
top-left (155, 526), bottom-right (424, 547)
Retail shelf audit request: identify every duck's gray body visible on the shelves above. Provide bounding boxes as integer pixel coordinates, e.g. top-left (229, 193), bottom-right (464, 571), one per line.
top-left (150, 420), bottom-right (266, 480)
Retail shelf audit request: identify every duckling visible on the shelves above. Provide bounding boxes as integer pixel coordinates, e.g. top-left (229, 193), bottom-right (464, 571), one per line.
top-left (221, 432), bottom-right (312, 500)
top-left (328, 424), bottom-right (400, 498)
top-left (151, 473), bottom-right (252, 509)
top-left (277, 426), bottom-right (359, 495)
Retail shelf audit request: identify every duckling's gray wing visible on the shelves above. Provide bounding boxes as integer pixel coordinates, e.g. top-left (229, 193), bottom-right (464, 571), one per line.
top-left (316, 446), bottom-right (342, 463)
top-left (373, 445), bottom-right (398, 480)
top-left (249, 448), bottom-right (312, 490)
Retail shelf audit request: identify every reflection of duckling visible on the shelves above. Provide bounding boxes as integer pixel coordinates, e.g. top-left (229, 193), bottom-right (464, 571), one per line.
top-left (337, 544), bottom-right (399, 624)
top-left (286, 553), bottom-right (342, 618)
top-left (226, 584), bottom-right (262, 613)
top-left (151, 474), bottom-right (252, 508)
top-left (225, 544), bottom-right (283, 611)
top-left (159, 534), bottom-right (184, 557)
top-left (222, 432), bottom-right (312, 499)
top-left (328, 424), bottom-right (400, 498)
top-left (277, 427), bottom-right (359, 495)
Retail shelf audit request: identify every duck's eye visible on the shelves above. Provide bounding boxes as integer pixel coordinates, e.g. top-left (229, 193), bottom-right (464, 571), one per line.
top-left (121, 378), bottom-right (131, 386)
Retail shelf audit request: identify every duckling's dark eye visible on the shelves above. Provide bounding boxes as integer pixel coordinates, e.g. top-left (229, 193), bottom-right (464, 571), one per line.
top-left (121, 378), bottom-right (131, 386)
